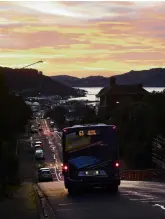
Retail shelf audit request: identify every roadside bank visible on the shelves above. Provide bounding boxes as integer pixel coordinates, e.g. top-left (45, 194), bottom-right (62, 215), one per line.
top-left (0, 135), bottom-right (40, 219)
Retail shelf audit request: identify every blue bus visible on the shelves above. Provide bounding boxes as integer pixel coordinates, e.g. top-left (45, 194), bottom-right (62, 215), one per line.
top-left (62, 124), bottom-right (120, 195)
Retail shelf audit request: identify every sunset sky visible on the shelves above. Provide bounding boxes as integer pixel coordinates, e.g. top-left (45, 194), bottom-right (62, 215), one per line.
top-left (0, 1), bottom-right (165, 77)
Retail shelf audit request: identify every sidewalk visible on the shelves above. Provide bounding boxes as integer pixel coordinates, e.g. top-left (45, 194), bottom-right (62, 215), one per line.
top-left (0, 137), bottom-right (40, 219)
top-left (0, 183), bottom-right (38, 219)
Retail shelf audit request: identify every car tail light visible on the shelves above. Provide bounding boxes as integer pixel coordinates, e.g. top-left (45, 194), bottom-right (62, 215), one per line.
top-left (62, 164), bottom-right (68, 172)
top-left (63, 165), bottom-right (68, 171)
top-left (115, 161), bottom-right (120, 168)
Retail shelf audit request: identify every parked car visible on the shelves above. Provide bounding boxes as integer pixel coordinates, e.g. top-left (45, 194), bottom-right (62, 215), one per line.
top-left (34, 144), bottom-right (42, 151)
top-left (35, 147), bottom-right (42, 152)
top-left (35, 149), bottom-right (44, 160)
top-left (38, 168), bottom-right (53, 182)
top-left (31, 128), bottom-right (38, 134)
top-left (35, 140), bottom-right (42, 144)
top-left (35, 141), bottom-right (43, 147)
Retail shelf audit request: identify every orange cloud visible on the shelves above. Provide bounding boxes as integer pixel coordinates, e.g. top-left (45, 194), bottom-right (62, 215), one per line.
top-left (0, 1), bottom-right (165, 77)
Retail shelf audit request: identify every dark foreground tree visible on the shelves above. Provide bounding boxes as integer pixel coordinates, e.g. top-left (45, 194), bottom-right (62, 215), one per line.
top-left (111, 91), bottom-right (165, 169)
top-left (0, 73), bottom-right (32, 195)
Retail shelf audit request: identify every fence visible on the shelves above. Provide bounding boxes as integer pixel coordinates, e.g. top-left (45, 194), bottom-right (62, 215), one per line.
top-left (120, 169), bottom-right (155, 181)
top-left (120, 135), bottom-right (165, 181)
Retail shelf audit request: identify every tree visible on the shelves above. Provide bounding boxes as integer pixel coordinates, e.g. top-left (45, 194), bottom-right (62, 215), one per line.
top-left (111, 99), bottom-right (155, 168)
top-left (0, 66), bottom-right (81, 97)
top-left (0, 72), bottom-right (32, 192)
top-left (46, 106), bottom-right (67, 129)
top-left (81, 106), bottom-right (97, 124)
top-left (110, 91), bottom-right (165, 169)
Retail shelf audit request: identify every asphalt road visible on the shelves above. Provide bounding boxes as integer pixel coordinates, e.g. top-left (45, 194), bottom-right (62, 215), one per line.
top-left (37, 119), bottom-right (165, 219)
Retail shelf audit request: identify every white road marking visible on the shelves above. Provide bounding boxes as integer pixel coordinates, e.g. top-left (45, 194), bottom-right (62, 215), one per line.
top-left (57, 208), bottom-right (90, 212)
top-left (142, 200), bottom-right (165, 203)
top-left (130, 198), bottom-right (155, 201)
top-left (54, 166), bottom-right (60, 181)
top-left (58, 203), bottom-right (75, 206)
top-left (58, 173), bottom-right (62, 179)
top-left (153, 204), bottom-right (165, 210)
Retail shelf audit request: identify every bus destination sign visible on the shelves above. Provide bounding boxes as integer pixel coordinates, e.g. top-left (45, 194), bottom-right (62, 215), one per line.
top-left (78, 130), bottom-right (98, 136)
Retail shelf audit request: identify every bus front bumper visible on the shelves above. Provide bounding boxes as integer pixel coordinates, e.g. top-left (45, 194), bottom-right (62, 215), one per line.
top-left (64, 177), bottom-right (120, 188)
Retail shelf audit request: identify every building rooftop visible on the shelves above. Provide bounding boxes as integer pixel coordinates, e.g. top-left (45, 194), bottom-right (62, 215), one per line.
top-left (96, 77), bottom-right (148, 97)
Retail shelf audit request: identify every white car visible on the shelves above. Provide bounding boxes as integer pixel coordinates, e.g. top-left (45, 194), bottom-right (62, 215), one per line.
top-left (34, 141), bottom-right (43, 147)
top-left (38, 168), bottom-right (53, 182)
top-left (35, 141), bottom-right (42, 145)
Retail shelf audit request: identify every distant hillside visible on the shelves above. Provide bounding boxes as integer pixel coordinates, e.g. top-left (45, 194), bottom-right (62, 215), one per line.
top-left (51, 75), bottom-right (108, 87)
top-left (0, 67), bottom-right (82, 97)
top-left (51, 68), bottom-right (165, 87)
top-left (51, 75), bottom-right (79, 87)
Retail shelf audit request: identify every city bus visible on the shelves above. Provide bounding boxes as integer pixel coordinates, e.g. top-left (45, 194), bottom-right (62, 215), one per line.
top-left (61, 124), bottom-right (120, 195)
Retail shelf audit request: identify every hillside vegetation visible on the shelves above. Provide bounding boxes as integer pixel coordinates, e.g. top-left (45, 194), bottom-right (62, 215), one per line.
top-left (0, 66), bottom-right (81, 97)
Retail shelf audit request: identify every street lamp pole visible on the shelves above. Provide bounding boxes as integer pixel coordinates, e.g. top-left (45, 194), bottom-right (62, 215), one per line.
top-left (21, 60), bottom-right (43, 69)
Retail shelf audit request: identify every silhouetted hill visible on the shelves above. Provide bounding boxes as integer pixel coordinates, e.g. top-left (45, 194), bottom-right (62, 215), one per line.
top-left (51, 75), bottom-right (79, 87)
top-left (0, 67), bottom-right (81, 97)
top-left (51, 75), bottom-right (108, 87)
top-left (51, 68), bottom-right (165, 87)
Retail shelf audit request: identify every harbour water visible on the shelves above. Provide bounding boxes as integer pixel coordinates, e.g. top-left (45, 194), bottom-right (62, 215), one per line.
top-left (68, 87), bottom-right (165, 102)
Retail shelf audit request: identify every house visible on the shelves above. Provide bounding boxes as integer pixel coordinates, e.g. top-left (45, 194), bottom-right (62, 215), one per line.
top-left (96, 76), bottom-right (149, 116)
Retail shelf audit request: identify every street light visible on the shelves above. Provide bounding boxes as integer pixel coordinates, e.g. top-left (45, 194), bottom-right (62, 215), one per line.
top-left (21, 60), bottom-right (43, 69)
